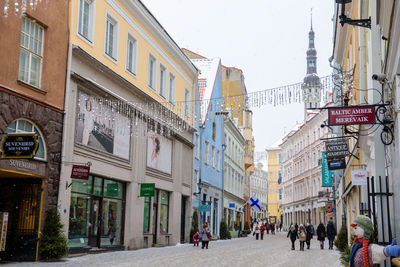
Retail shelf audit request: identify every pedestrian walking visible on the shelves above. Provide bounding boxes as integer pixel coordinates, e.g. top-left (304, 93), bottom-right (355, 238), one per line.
top-left (266, 221), bottom-right (270, 234)
top-left (287, 225), bottom-right (298, 250)
top-left (294, 223), bottom-right (298, 233)
top-left (298, 224), bottom-right (307, 251)
top-left (305, 222), bottom-right (314, 249)
top-left (279, 222), bottom-right (283, 232)
top-left (316, 221), bottom-right (326, 250)
top-left (201, 222), bottom-right (211, 249)
top-left (260, 223), bottom-right (265, 240)
top-left (193, 231), bottom-right (200, 247)
top-left (326, 220), bottom-right (337, 250)
top-left (271, 223), bottom-right (275, 235)
top-left (253, 222), bottom-right (260, 240)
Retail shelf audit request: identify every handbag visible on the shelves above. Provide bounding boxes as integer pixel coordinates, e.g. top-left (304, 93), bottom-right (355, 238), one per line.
top-left (207, 232), bottom-right (212, 239)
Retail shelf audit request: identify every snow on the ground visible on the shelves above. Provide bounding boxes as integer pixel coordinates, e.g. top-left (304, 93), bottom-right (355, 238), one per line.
top-left (3, 232), bottom-right (343, 267)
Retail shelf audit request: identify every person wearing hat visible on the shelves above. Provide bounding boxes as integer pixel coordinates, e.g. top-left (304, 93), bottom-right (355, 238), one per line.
top-left (287, 224), bottom-right (298, 250)
top-left (298, 224), bottom-right (307, 251)
top-left (349, 215), bottom-right (400, 267)
top-left (200, 222), bottom-right (211, 249)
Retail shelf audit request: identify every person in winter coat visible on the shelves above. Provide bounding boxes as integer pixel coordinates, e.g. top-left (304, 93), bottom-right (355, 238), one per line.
top-left (201, 222), bottom-right (211, 249)
top-left (317, 222), bottom-right (326, 249)
top-left (260, 224), bottom-right (265, 240)
top-left (266, 221), bottom-right (270, 234)
top-left (193, 231), bottom-right (200, 246)
top-left (271, 223), bottom-right (275, 235)
top-left (253, 222), bottom-right (261, 240)
top-left (305, 222), bottom-right (314, 249)
top-left (326, 220), bottom-right (337, 250)
top-left (298, 224), bottom-right (307, 251)
top-left (287, 225), bottom-right (298, 250)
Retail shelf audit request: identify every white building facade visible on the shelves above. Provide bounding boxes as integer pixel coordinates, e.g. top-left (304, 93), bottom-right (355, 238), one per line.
top-left (223, 116), bottom-right (246, 236)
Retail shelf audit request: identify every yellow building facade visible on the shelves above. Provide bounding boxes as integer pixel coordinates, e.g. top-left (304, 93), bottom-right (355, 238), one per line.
top-left (266, 147), bottom-right (282, 224)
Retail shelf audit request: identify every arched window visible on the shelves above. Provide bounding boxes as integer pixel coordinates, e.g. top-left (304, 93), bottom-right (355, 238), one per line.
top-left (5, 119), bottom-right (46, 160)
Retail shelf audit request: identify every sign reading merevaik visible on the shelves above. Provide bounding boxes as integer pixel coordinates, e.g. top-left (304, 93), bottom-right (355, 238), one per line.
top-left (0, 133), bottom-right (38, 159)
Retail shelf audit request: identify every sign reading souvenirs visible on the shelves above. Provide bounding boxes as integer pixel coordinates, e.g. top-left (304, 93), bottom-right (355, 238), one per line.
top-left (70, 165), bottom-right (90, 180)
top-left (325, 139), bottom-right (350, 158)
top-left (0, 133), bottom-right (38, 159)
top-left (140, 183), bottom-right (155, 197)
top-left (328, 106), bottom-right (375, 126)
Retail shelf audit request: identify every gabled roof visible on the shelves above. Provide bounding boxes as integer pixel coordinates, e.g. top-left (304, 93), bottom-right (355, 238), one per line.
top-left (191, 58), bottom-right (221, 125)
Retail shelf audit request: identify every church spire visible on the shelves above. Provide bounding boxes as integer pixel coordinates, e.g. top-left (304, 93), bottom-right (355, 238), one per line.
top-left (302, 8), bottom-right (321, 120)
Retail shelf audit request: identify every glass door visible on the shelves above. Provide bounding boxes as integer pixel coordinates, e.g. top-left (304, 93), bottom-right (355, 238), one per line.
top-left (88, 197), bottom-right (101, 247)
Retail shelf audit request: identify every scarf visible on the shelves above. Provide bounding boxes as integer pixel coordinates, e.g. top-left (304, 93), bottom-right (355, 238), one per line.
top-left (349, 237), bottom-right (370, 267)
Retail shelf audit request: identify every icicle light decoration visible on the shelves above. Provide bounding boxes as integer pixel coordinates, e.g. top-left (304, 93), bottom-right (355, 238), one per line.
top-left (2, 0), bottom-right (44, 16)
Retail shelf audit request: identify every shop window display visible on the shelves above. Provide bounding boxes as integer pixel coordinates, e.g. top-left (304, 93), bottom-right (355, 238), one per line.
top-left (159, 191), bottom-right (169, 233)
top-left (68, 176), bottom-right (124, 248)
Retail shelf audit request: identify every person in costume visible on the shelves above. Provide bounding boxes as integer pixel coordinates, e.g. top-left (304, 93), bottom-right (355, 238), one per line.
top-left (349, 215), bottom-right (400, 267)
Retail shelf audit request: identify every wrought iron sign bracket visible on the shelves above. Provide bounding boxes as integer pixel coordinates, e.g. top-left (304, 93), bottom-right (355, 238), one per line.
top-left (336, 0), bottom-right (371, 29)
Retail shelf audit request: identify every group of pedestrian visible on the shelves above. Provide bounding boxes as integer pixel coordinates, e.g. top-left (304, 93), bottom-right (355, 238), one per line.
top-left (287, 220), bottom-right (336, 251)
top-left (193, 222), bottom-right (212, 249)
top-left (251, 219), bottom-right (281, 240)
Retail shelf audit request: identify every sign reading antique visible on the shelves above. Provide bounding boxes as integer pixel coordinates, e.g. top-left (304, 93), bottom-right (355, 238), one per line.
top-left (328, 106), bottom-right (375, 126)
top-left (70, 165), bottom-right (90, 180)
top-left (0, 133), bottom-right (38, 159)
top-left (325, 139), bottom-right (350, 158)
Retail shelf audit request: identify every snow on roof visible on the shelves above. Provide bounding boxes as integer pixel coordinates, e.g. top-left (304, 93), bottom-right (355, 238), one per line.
top-left (191, 58), bottom-right (221, 125)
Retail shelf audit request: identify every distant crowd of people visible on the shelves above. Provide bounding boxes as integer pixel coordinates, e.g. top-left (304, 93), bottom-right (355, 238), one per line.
top-left (286, 220), bottom-right (336, 251)
top-left (251, 219), bottom-right (283, 240)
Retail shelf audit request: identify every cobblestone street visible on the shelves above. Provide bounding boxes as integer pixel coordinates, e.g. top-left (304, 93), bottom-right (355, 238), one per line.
top-left (4, 232), bottom-right (342, 267)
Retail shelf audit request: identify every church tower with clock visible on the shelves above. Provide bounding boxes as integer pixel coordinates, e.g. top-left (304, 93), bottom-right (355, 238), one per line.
top-left (302, 12), bottom-right (322, 120)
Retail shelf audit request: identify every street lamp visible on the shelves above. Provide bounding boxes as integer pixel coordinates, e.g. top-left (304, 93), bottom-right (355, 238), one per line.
top-left (336, 0), bottom-right (371, 28)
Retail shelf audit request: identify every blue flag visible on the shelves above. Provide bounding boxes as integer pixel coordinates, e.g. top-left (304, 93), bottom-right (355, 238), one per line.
top-left (248, 196), bottom-right (261, 212)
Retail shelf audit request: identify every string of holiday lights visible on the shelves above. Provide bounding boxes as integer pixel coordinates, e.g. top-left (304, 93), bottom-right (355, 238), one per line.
top-left (76, 75), bottom-right (333, 140)
top-left (3, 0), bottom-right (45, 17)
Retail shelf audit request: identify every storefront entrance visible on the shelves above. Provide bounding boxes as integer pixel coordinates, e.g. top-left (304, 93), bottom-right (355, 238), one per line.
top-left (68, 176), bottom-right (125, 250)
top-left (0, 178), bottom-right (43, 261)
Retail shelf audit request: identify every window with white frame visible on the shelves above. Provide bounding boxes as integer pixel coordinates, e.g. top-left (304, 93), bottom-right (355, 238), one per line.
top-left (194, 133), bottom-right (199, 159)
top-left (184, 88), bottom-right (190, 117)
top-left (194, 169), bottom-right (199, 194)
top-left (159, 64), bottom-right (167, 98)
top-left (126, 33), bottom-right (137, 75)
top-left (78, 0), bottom-right (95, 42)
top-left (216, 150), bottom-right (220, 171)
top-left (148, 53), bottom-right (156, 90)
top-left (169, 73), bottom-right (175, 104)
top-left (205, 141), bottom-right (209, 165)
top-left (211, 145), bottom-right (215, 168)
top-left (18, 17), bottom-right (44, 88)
top-left (105, 13), bottom-right (118, 60)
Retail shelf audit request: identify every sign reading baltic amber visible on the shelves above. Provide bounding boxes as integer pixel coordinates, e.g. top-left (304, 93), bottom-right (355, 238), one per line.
top-left (0, 133), bottom-right (38, 159)
top-left (328, 106), bottom-right (375, 126)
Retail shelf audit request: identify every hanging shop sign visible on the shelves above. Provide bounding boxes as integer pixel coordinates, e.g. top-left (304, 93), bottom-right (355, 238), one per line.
top-left (325, 139), bottom-right (350, 158)
top-left (322, 152), bottom-right (333, 187)
top-left (229, 203), bottom-right (235, 208)
top-left (199, 205), bottom-right (211, 212)
top-left (140, 183), bottom-right (155, 197)
top-left (327, 157), bottom-right (346, 170)
top-left (328, 106), bottom-right (375, 126)
top-left (325, 203), bottom-right (333, 212)
top-left (0, 133), bottom-right (39, 159)
top-left (351, 169), bottom-right (368, 186)
top-left (70, 165), bottom-right (90, 180)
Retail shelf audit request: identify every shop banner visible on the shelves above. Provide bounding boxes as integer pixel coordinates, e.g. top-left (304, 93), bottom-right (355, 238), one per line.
top-left (322, 152), bottom-right (333, 187)
top-left (1, 133), bottom-right (38, 159)
top-left (351, 169), bottom-right (368, 185)
top-left (328, 106), bottom-right (375, 126)
top-left (140, 183), bottom-right (155, 197)
top-left (70, 165), bottom-right (90, 180)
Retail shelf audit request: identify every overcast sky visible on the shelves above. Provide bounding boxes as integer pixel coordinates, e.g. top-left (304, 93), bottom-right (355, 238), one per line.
top-left (141, 0), bottom-right (335, 152)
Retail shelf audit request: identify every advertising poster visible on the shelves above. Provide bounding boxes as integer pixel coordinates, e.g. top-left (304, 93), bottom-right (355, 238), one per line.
top-left (75, 91), bottom-right (130, 160)
top-left (146, 131), bottom-right (172, 174)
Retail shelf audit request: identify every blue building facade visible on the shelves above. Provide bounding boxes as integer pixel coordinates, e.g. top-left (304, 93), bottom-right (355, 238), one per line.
top-left (191, 58), bottom-right (224, 236)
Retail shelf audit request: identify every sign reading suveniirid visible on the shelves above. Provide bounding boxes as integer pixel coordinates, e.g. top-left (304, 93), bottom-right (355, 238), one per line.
top-left (0, 133), bottom-right (38, 159)
top-left (140, 183), bottom-right (155, 197)
top-left (328, 106), bottom-right (375, 126)
top-left (322, 152), bottom-right (333, 187)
